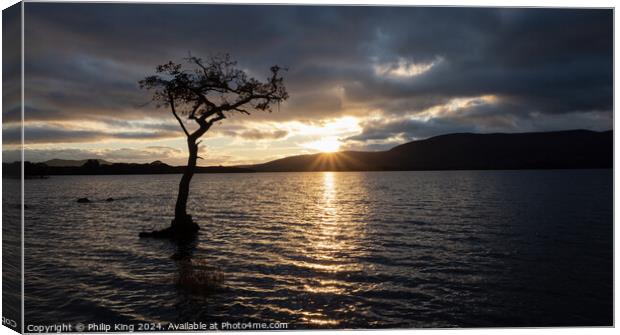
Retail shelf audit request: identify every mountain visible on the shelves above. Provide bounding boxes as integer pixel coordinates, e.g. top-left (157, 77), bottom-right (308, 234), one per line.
top-left (246, 129), bottom-right (612, 172)
top-left (43, 158), bottom-right (113, 167)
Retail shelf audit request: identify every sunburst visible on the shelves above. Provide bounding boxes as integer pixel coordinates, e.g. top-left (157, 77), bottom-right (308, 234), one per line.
top-left (303, 137), bottom-right (341, 153)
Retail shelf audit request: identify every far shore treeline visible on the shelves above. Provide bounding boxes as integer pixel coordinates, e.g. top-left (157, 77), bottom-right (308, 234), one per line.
top-left (4, 129), bottom-right (613, 178)
top-left (3, 160), bottom-right (254, 178)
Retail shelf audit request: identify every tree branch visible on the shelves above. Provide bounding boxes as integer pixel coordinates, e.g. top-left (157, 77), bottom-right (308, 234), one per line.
top-left (188, 114), bottom-right (212, 141)
top-left (208, 113), bottom-right (227, 125)
top-left (169, 93), bottom-right (190, 137)
top-left (143, 55), bottom-right (288, 144)
top-left (188, 101), bottom-right (202, 120)
top-left (233, 107), bottom-right (251, 115)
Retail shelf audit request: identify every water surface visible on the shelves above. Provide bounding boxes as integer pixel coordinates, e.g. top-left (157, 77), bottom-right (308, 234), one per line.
top-left (23, 170), bottom-right (613, 328)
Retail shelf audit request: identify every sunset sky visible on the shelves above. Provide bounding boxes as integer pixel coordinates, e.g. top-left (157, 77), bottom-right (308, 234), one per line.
top-left (2, 4), bottom-right (613, 166)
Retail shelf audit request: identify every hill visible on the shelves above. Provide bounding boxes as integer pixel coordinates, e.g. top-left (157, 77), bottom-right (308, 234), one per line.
top-left (246, 129), bottom-right (612, 172)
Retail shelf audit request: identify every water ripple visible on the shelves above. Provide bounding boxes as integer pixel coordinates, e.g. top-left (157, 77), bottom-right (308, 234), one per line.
top-left (23, 170), bottom-right (612, 328)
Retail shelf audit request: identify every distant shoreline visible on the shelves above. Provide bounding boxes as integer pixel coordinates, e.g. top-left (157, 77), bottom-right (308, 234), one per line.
top-left (4, 129), bottom-right (612, 178)
top-left (2, 167), bottom-right (613, 180)
top-left (3, 166), bottom-right (613, 179)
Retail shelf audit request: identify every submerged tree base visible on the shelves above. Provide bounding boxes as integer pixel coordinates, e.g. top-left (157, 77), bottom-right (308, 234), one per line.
top-left (139, 215), bottom-right (200, 239)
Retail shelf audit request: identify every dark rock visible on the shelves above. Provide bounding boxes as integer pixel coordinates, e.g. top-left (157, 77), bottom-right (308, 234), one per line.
top-left (105, 197), bottom-right (114, 202)
top-left (77, 197), bottom-right (91, 203)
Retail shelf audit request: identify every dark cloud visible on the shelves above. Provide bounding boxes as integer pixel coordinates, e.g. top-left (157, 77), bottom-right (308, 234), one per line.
top-left (3, 3), bottom-right (22, 147)
top-left (20, 4), bottom-right (613, 145)
top-left (3, 125), bottom-right (180, 145)
top-left (236, 129), bottom-right (289, 141)
top-left (218, 125), bottom-right (289, 140)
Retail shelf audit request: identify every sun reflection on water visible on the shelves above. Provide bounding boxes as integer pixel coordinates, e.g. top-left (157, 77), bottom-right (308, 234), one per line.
top-left (323, 171), bottom-right (335, 201)
top-left (313, 172), bottom-right (343, 261)
top-left (295, 172), bottom-right (370, 326)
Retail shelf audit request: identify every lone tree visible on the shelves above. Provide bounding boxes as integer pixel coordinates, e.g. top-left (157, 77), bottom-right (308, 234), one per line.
top-left (138, 54), bottom-right (288, 238)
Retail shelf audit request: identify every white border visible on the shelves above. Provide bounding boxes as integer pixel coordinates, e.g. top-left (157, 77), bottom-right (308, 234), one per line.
top-left (11, 0), bottom-right (619, 7)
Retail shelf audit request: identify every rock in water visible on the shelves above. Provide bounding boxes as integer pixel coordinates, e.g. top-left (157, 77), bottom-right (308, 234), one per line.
top-left (77, 197), bottom-right (91, 203)
top-left (105, 197), bottom-right (114, 202)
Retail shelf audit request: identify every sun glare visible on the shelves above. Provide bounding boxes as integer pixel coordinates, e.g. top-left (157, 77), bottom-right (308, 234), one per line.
top-left (304, 137), bottom-right (341, 153)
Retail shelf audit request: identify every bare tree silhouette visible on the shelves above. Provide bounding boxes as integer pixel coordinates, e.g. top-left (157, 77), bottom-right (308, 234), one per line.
top-left (139, 54), bottom-right (288, 237)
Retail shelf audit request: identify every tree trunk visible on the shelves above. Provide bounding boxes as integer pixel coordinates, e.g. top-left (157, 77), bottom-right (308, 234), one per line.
top-left (139, 136), bottom-right (202, 238)
top-left (172, 138), bottom-right (199, 229)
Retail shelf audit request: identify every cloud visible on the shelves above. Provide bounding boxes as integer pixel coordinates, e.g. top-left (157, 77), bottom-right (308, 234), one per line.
top-left (374, 56), bottom-right (444, 78)
top-left (3, 124), bottom-right (181, 145)
top-left (235, 129), bottom-right (289, 140)
top-left (214, 123), bottom-right (290, 141)
top-left (98, 146), bottom-right (184, 161)
top-left (5, 145), bottom-right (247, 167)
top-left (16, 4), bottom-right (612, 154)
top-left (7, 146), bottom-right (184, 164)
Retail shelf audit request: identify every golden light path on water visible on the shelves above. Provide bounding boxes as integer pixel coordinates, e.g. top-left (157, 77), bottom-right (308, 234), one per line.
top-left (297, 172), bottom-right (368, 326)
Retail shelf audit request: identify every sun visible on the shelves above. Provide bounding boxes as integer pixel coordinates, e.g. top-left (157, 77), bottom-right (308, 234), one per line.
top-left (303, 137), bottom-right (341, 153)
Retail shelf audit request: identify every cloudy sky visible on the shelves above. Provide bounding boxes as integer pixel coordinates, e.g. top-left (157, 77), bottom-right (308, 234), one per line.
top-left (3, 3), bottom-right (613, 165)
